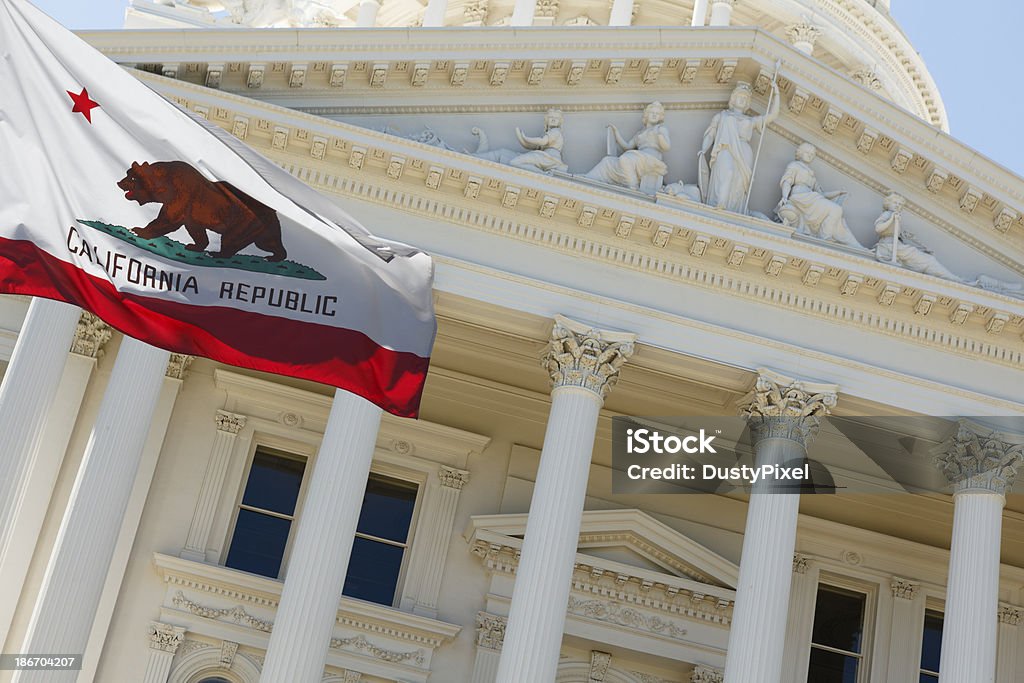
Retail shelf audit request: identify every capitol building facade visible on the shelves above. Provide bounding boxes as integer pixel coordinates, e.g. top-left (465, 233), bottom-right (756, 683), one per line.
top-left (3, 1), bottom-right (1024, 682)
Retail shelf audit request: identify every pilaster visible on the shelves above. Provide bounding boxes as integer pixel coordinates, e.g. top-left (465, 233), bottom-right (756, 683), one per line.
top-left (886, 577), bottom-right (926, 683)
top-left (997, 604), bottom-right (1022, 683)
top-left (471, 611), bottom-right (506, 683)
top-left (142, 622), bottom-right (185, 683)
top-left (181, 410), bottom-right (248, 561)
top-left (781, 554), bottom-right (817, 682)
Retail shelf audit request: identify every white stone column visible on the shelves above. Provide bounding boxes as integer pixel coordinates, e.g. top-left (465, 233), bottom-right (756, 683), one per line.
top-left (723, 370), bottom-right (838, 683)
top-left (0, 312), bottom-right (110, 651)
top-left (510, 0), bottom-right (536, 26)
top-left (495, 316), bottom-right (636, 683)
top-left (933, 421), bottom-right (1024, 683)
top-left (180, 410), bottom-right (247, 561)
top-left (996, 604), bottom-right (1022, 683)
top-left (356, 0), bottom-right (380, 26)
top-left (708, 0), bottom-right (733, 26)
top-left (0, 299), bottom-right (80, 566)
top-left (258, 389), bottom-right (383, 683)
top-left (422, 0), bottom-right (447, 26)
top-left (13, 337), bottom-right (171, 683)
top-left (691, 0), bottom-right (709, 26)
top-left (786, 22), bottom-right (822, 56)
top-left (141, 623), bottom-right (185, 683)
top-left (471, 612), bottom-right (506, 683)
top-left (608, 0), bottom-right (634, 26)
top-left (886, 578), bottom-right (926, 683)
top-left (400, 466), bottom-right (470, 618)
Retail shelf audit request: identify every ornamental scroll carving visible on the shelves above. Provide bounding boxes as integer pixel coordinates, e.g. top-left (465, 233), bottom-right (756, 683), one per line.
top-left (932, 420), bottom-right (1024, 495)
top-left (567, 596), bottom-right (687, 639)
top-left (737, 368), bottom-right (838, 446)
top-left (71, 311), bottom-right (112, 358)
top-left (215, 410), bottom-right (247, 435)
top-left (475, 611), bottom-right (507, 650)
top-left (691, 665), bottom-right (725, 683)
top-left (542, 315), bottom-right (636, 400)
top-left (148, 622), bottom-right (186, 653)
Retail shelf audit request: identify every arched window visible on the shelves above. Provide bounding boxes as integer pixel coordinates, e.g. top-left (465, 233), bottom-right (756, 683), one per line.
top-left (197, 678), bottom-right (233, 683)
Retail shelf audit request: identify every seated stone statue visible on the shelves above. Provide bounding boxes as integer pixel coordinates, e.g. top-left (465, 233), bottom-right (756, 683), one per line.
top-left (874, 193), bottom-right (1024, 296)
top-left (776, 143), bottom-right (865, 249)
top-left (471, 108), bottom-right (568, 174)
top-left (584, 102), bottom-right (670, 195)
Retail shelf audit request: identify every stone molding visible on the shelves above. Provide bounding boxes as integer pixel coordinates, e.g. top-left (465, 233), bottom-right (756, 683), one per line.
top-left (933, 420), bottom-right (1024, 495)
top-left (567, 596), bottom-right (688, 640)
top-left (70, 311), bottom-right (112, 358)
top-left (998, 603), bottom-right (1023, 626)
top-left (438, 465), bottom-right (470, 489)
top-left (737, 368), bottom-right (838, 446)
top-left (166, 353), bottom-right (194, 379)
top-left (542, 315), bottom-right (637, 399)
top-left (149, 621), bottom-right (186, 653)
top-left (475, 611), bottom-right (507, 650)
top-left (589, 650), bottom-right (611, 680)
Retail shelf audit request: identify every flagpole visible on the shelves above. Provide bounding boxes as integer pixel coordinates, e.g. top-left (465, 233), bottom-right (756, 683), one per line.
top-left (743, 60), bottom-right (782, 216)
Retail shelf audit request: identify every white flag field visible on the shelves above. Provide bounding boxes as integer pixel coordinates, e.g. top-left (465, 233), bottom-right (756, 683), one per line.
top-left (0, 0), bottom-right (436, 417)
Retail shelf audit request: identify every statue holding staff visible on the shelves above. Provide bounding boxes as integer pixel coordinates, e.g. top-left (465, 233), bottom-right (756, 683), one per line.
top-left (698, 80), bottom-right (780, 214)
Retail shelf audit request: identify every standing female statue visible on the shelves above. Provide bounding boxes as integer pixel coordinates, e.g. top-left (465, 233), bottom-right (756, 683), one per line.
top-left (698, 81), bottom-right (780, 214)
top-left (776, 143), bottom-right (865, 249)
top-left (584, 102), bottom-right (670, 195)
top-left (472, 108), bottom-right (569, 174)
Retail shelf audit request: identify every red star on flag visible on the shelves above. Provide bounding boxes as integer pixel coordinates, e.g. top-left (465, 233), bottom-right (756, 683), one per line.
top-left (66, 87), bottom-right (100, 123)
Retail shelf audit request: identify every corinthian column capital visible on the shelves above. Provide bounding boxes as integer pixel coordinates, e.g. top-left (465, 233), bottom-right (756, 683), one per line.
top-left (542, 315), bottom-right (637, 400)
top-left (932, 420), bottom-right (1024, 495)
top-left (738, 369), bottom-right (838, 447)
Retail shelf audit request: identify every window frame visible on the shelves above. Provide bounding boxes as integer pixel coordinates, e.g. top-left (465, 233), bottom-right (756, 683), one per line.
top-left (808, 572), bottom-right (878, 683)
top-left (919, 601), bottom-right (944, 681)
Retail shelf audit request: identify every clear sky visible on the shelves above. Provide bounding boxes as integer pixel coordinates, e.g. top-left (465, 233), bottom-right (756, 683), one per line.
top-left (27, 0), bottom-right (1024, 178)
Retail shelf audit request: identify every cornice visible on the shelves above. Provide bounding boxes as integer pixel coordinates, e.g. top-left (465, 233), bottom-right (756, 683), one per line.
top-left (139, 73), bottom-right (1024, 370)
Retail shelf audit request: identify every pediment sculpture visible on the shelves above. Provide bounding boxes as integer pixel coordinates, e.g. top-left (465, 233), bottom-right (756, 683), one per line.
top-left (776, 143), bottom-right (866, 250)
top-left (874, 193), bottom-right (1023, 297)
top-left (471, 108), bottom-right (568, 174)
top-left (583, 101), bottom-right (670, 195)
top-left (698, 81), bottom-right (780, 213)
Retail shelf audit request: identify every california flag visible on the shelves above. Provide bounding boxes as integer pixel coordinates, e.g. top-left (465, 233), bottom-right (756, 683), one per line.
top-left (0, 0), bottom-right (436, 417)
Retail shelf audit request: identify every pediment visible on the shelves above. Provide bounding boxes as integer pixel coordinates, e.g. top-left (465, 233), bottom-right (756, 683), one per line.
top-left (466, 509), bottom-right (739, 589)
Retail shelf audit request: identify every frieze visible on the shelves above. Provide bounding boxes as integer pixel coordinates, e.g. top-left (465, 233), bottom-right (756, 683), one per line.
top-left (568, 596), bottom-right (688, 639)
top-left (328, 634), bottom-right (425, 666)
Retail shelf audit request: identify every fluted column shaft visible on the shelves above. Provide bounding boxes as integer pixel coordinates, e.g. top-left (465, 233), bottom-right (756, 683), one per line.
top-left (709, 0), bottom-right (733, 25)
top-left (996, 604), bottom-right (1021, 683)
top-left (0, 299), bottom-right (80, 565)
top-left (14, 338), bottom-right (171, 683)
top-left (422, 0), bottom-right (448, 26)
top-left (258, 389), bottom-right (383, 683)
top-left (723, 370), bottom-right (838, 683)
top-left (495, 316), bottom-right (635, 683)
top-left (934, 421), bottom-right (1024, 683)
top-left (355, 0), bottom-right (380, 26)
top-left (608, 0), bottom-right (634, 26)
top-left (180, 410), bottom-right (247, 561)
top-left (691, 0), bottom-right (709, 25)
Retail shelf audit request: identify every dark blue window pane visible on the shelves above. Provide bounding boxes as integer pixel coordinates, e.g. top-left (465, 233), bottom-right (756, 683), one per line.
top-left (225, 509), bottom-right (291, 578)
top-left (920, 611), bottom-right (943, 673)
top-left (240, 451), bottom-right (305, 515)
top-left (343, 537), bottom-right (404, 605)
top-left (812, 587), bottom-right (865, 653)
top-left (354, 476), bottom-right (417, 543)
top-left (808, 648), bottom-right (859, 683)
top-left (919, 675), bottom-right (939, 683)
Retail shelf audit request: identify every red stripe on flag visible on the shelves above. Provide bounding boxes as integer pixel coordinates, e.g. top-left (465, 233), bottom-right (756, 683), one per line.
top-left (0, 237), bottom-right (429, 418)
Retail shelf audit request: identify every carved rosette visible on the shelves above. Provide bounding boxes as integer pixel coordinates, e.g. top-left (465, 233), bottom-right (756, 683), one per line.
top-left (438, 466), bottom-right (470, 490)
top-left (148, 622), bottom-right (186, 654)
top-left (215, 410), bottom-right (247, 435)
top-left (475, 611), bottom-right (507, 651)
top-left (542, 315), bottom-right (637, 400)
top-left (890, 577), bottom-right (919, 600)
top-left (737, 369), bottom-right (838, 448)
top-left (932, 420), bottom-right (1024, 495)
top-left (70, 311), bottom-right (112, 358)
top-left (691, 664), bottom-right (725, 682)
